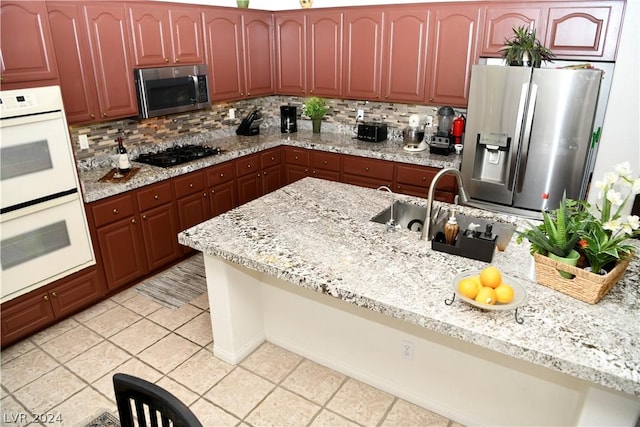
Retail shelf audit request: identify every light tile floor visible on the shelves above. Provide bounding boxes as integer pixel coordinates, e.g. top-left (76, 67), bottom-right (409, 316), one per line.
top-left (1, 276), bottom-right (462, 427)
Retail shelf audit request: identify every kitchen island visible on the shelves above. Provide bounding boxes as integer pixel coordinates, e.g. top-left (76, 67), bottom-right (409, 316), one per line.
top-left (179, 177), bottom-right (640, 426)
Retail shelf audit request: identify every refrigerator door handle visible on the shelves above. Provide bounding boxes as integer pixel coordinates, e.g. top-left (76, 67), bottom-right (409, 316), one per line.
top-left (508, 83), bottom-right (529, 191)
top-left (516, 83), bottom-right (538, 193)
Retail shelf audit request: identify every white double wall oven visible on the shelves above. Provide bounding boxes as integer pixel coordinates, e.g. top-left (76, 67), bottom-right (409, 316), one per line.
top-left (0, 86), bottom-right (95, 302)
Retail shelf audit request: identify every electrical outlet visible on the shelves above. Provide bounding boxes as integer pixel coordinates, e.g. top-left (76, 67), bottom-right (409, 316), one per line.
top-left (357, 109), bottom-right (365, 121)
top-left (78, 134), bottom-right (89, 150)
top-left (229, 108), bottom-right (236, 120)
top-left (401, 340), bottom-right (414, 360)
top-left (425, 115), bottom-right (433, 127)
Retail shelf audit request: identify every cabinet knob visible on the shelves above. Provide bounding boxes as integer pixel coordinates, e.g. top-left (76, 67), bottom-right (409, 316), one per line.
top-left (43, 295), bottom-right (49, 302)
top-left (142, 215), bottom-right (147, 220)
top-left (90, 113), bottom-right (95, 119)
top-left (175, 58), bottom-right (180, 63)
top-left (165, 58), bottom-right (169, 62)
top-left (312, 170), bottom-right (317, 175)
top-left (310, 89), bottom-right (313, 94)
top-left (422, 176), bottom-right (427, 181)
top-left (131, 218), bottom-right (136, 224)
top-left (240, 92), bottom-right (244, 96)
top-left (103, 112), bottom-right (109, 117)
top-left (295, 156), bottom-right (299, 160)
top-left (203, 193), bottom-right (208, 197)
top-left (220, 173), bottom-right (224, 177)
top-left (271, 156), bottom-right (275, 161)
top-left (189, 183), bottom-right (194, 188)
top-left (51, 292), bottom-right (57, 298)
top-left (211, 189), bottom-right (215, 194)
top-left (113, 208), bottom-right (119, 214)
top-left (305, 168), bottom-right (309, 173)
top-left (247, 92), bottom-right (251, 96)
top-left (429, 97), bottom-right (434, 102)
top-left (247, 164), bottom-right (251, 168)
top-left (154, 195), bottom-right (159, 200)
top-left (323, 160), bottom-right (328, 165)
top-left (365, 167), bottom-right (369, 172)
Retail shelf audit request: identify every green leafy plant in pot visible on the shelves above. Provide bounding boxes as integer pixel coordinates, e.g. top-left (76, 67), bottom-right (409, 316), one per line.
top-left (302, 96), bottom-right (327, 133)
top-left (516, 193), bottom-right (588, 278)
top-left (501, 25), bottom-right (555, 67)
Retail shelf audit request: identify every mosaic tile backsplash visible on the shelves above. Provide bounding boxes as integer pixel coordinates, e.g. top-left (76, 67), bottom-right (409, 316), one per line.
top-left (69, 96), bottom-right (464, 161)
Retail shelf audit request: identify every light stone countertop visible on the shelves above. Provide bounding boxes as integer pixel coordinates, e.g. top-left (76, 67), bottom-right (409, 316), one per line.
top-left (178, 177), bottom-right (640, 397)
top-left (78, 127), bottom-right (459, 203)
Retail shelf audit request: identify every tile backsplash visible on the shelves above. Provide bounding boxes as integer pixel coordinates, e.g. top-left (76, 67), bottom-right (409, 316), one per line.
top-left (69, 96), bottom-right (464, 161)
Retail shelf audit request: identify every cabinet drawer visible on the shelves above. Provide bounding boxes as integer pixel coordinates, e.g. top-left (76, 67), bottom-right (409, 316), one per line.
top-left (236, 153), bottom-right (260, 177)
top-left (137, 182), bottom-right (173, 211)
top-left (396, 164), bottom-right (456, 192)
top-left (261, 148), bottom-right (282, 168)
top-left (174, 171), bottom-right (206, 198)
top-left (207, 161), bottom-right (235, 186)
top-left (92, 193), bottom-right (135, 228)
top-left (343, 155), bottom-right (394, 180)
top-left (285, 147), bottom-right (310, 166)
top-left (312, 151), bottom-right (341, 172)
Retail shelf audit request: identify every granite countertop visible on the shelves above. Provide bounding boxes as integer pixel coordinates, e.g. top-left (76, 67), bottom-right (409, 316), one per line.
top-left (78, 127), bottom-right (460, 203)
top-left (178, 177), bottom-right (640, 397)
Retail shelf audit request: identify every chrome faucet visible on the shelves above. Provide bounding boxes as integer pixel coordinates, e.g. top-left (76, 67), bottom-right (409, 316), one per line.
top-left (420, 168), bottom-right (470, 241)
top-left (377, 186), bottom-right (400, 232)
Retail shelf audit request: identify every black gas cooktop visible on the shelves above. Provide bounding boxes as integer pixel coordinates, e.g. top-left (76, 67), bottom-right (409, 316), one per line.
top-left (135, 145), bottom-right (223, 168)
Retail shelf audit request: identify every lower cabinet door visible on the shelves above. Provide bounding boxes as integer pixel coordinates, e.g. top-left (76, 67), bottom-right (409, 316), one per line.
top-left (48, 267), bottom-right (104, 318)
top-left (139, 204), bottom-right (181, 272)
top-left (97, 217), bottom-right (147, 290)
top-left (209, 182), bottom-right (236, 217)
top-left (1, 291), bottom-right (55, 348)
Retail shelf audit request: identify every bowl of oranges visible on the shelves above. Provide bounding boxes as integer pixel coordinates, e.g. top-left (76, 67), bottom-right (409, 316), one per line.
top-left (453, 266), bottom-right (527, 310)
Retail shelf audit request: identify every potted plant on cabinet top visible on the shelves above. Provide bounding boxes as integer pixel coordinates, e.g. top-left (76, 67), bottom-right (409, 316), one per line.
top-left (517, 162), bottom-right (640, 304)
top-left (302, 96), bottom-right (327, 133)
top-left (501, 25), bottom-right (555, 67)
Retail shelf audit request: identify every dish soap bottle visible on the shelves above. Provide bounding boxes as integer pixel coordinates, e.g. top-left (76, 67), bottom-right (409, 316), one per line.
top-left (444, 212), bottom-right (459, 245)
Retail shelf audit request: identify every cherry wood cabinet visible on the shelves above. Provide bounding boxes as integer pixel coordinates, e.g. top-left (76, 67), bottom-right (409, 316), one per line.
top-left (207, 161), bottom-right (237, 217)
top-left (201, 8), bottom-right (245, 101)
top-left (382, 6), bottom-right (430, 102)
top-left (83, 2), bottom-right (138, 121)
top-left (128, 3), bottom-right (203, 67)
top-left (236, 148), bottom-right (283, 205)
top-left (136, 182), bottom-right (182, 271)
top-left (175, 171), bottom-right (209, 254)
top-left (307, 11), bottom-right (343, 97)
top-left (242, 11), bottom-right (275, 98)
top-left (426, 4), bottom-right (482, 107)
top-left (92, 193), bottom-right (147, 291)
top-left (342, 155), bottom-right (394, 189)
top-left (395, 163), bottom-right (457, 203)
top-left (275, 12), bottom-right (306, 95)
top-left (47, 2), bottom-right (101, 124)
top-left (284, 147), bottom-right (312, 184)
top-left (1, 267), bottom-right (104, 348)
top-left (545, 2), bottom-right (624, 60)
top-left (343, 9), bottom-right (384, 100)
top-left (481, 6), bottom-right (547, 57)
top-left (0, 1), bottom-right (58, 88)
top-left (311, 151), bottom-right (341, 182)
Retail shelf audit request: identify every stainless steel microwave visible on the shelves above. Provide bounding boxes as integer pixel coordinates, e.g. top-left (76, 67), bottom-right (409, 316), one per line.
top-left (133, 64), bottom-right (211, 118)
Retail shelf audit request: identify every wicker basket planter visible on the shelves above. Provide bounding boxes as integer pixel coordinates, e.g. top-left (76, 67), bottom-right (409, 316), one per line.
top-left (533, 252), bottom-right (632, 304)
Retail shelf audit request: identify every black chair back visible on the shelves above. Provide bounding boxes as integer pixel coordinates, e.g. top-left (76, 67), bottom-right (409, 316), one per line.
top-left (113, 373), bottom-right (203, 427)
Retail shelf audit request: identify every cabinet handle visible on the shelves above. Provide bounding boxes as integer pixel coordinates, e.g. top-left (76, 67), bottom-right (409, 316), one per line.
top-left (422, 176), bottom-right (427, 181)
top-left (175, 58), bottom-right (180, 63)
top-left (43, 294), bottom-right (49, 301)
top-left (365, 167), bottom-right (370, 172)
top-left (103, 112), bottom-right (109, 117)
top-left (305, 168), bottom-right (309, 173)
top-left (142, 215), bottom-right (147, 220)
top-left (203, 193), bottom-right (208, 197)
top-left (131, 218), bottom-right (136, 224)
top-left (271, 156), bottom-right (275, 161)
top-left (312, 170), bottom-right (317, 175)
top-left (247, 164), bottom-right (251, 168)
top-left (295, 156), bottom-right (299, 160)
top-left (220, 173), bottom-right (224, 177)
top-left (189, 183), bottom-right (194, 188)
top-left (240, 92), bottom-right (244, 96)
top-left (165, 58), bottom-right (169, 62)
top-left (211, 189), bottom-right (215, 194)
top-left (310, 89), bottom-right (313, 94)
top-left (323, 160), bottom-right (328, 165)
top-left (429, 97), bottom-right (434, 102)
top-left (51, 292), bottom-right (57, 298)
top-left (113, 208), bottom-right (119, 214)
top-left (90, 113), bottom-right (95, 119)
top-left (247, 92), bottom-right (251, 96)
top-left (154, 195), bottom-right (159, 200)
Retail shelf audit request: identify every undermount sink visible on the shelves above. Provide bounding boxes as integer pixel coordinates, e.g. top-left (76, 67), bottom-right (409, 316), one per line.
top-left (371, 200), bottom-right (516, 251)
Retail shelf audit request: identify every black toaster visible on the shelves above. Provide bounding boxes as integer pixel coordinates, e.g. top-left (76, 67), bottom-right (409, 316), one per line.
top-left (357, 123), bottom-right (387, 142)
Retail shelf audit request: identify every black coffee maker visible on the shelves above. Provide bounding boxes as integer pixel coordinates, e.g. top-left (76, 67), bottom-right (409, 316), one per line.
top-left (280, 106), bottom-right (297, 133)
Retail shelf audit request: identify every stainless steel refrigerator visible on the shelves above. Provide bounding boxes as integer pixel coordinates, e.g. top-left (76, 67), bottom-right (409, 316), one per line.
top-left (460, 64), bottom-right (604, 218)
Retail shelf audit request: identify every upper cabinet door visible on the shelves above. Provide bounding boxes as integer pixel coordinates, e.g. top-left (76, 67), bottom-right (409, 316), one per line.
top-left (0, 1), bottom-right (58, 86)
top-left (383, 7), bottom-right (429, 103)
top-left (84, 3), bottom-right (138, 120)
top-left (307, 11), bottom-right (343, 97)
top-left (343, 9), bottom-right (384, 100)
top-left (168, 6), bottom-right (204, 65)
top-left (128, 4), bottom-right (171, 66)
top-left (242, 11), bottom-right (274, 98)
top-left (427, 5), bottom-right (482, 107)
top-left (275, 13), bottom-right (306, 95)
top-left (47, 2), bottom-right (100, 124)
top-left (545, 2), bottom-right (624, 60)
top-left (202, 8), bottom-right (245, 101)
top-left (481, 6), bottom-right (547, 57)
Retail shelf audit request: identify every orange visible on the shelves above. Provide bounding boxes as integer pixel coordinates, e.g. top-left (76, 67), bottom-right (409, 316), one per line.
top-left (458, 278), bottom-right (481, 299)
top-left (475, 287), bottom-right (497, 305)
top-left (479, 266), bottom-right (502, 289)
top-left (494, 283), bottom-right (515, 304)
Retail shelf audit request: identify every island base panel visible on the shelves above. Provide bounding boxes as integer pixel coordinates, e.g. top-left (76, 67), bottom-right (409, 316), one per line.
top-left (203, 255), bottom-right (640, 426)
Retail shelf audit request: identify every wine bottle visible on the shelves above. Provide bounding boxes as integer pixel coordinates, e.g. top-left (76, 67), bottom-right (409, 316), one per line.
top-left (117, 136), bottom-right (131, 174)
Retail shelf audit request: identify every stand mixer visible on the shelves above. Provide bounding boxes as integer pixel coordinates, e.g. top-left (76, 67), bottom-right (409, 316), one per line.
top-left (402, 114), bottom-right (428, 152)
